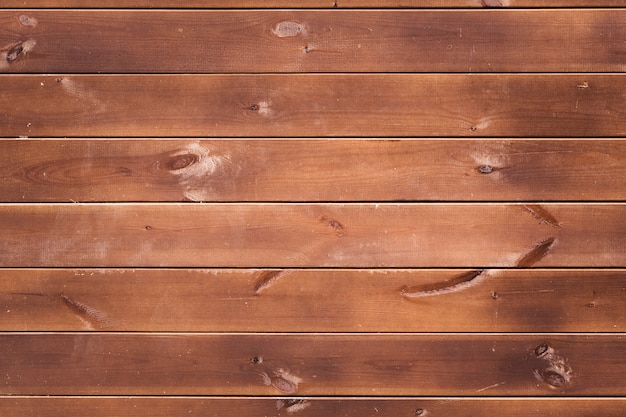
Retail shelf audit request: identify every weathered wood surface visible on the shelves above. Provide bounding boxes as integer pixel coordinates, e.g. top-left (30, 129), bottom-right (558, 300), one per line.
top-left (2, 269), bottom-right (624, 332)
top-left (2, 10), bottom-right (626, 73)
top-left (2, 139), bottom-right (626, 202)
top-left (1, 0), bottom-right (624, 412)
top-left (5, 0), bottom-right (626, 8)
top-left (2, 397), bottom-right (626, 417)
top-left (1, 333), bottom-right (624, 395)
top-left (2, 75), bottom-right (626, 138)
top-left (1, 204), bottom-right (624, 267)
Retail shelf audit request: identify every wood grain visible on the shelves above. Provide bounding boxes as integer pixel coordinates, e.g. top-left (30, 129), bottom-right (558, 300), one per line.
top-left (2, 269), bottom-right (624, 332)
top-left (3, 139), bottom-right (626, 202)
top-left (0, 203), bottom-right (624, 267)
top-left (1, 333), bottom-right (625, 395)
top-left (2, 10), bottom-right (625, 73)
top-left (2, 0), bottom-right (625, 411)
top-left (4, 0), bottom-right (626, 8)
top-left (2, 397), bottom-right (626, 417)
top-left (2, 74), bottom-right (626, 138)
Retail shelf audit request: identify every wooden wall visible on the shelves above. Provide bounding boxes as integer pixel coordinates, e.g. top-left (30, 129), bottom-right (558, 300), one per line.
top-left (1, 1), bottom-right (625, 415)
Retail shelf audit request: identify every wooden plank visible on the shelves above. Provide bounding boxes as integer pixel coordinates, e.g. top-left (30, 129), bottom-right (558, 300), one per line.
top-left (2, 397), bottom-right (626, 417)
top-left (2, 10), bottom-right (626, 73)
top-left (2, 269), bottom-right (624, 332)
top-left (3, 74), bottom-right (626, 138)
top-left (2, 139), bottom-right (626, 202)
top-left (1, 333), bottom-right (625, 395)
top-left (0, 203), bottom-right (624, 267)
top-left (4, 1), bottom-right (626, 8)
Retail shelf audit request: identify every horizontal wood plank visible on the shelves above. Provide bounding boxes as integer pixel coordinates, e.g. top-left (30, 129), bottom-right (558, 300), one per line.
top-left (0, 203), bottom-right (624, 267)
top-left (4, 1), bottom-right (626, 8)
top-left (3, 74), bottom-right (626, 138)
top-left (2, 10), bottom-right (625, 73)
top-left (2, 397), bottom-right (626, 417)
top-left (2, 269), bottom-right (624, 332)
top-left (1, 333), bottom-right (625, 395)
top-left (3, 139), bottom-right (626, 202)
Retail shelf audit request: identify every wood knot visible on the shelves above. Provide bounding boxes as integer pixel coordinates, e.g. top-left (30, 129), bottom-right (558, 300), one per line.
top-left (481, 0), bottom-right (504, 7)
top-left (534, 343), bottom-right (551, 358)
top-left (19, 15), bottom-right (38, 27)
top-left (272, 21), bottom-right (307, 38)
top-left (167, 153), bottom-right (199, 171)
top-left (4, 39), bottom-right (36, 63)
top-left (276, 398), bottom-right (310, 413)
top-left (259, 368), bottom-right (302, 394)
top-left (533, 343), bottom-right (572, 389)
top-left (6, 43), bottom-right (24, 62)
top-left (319, 215), bottom-right (346, 237)
top-left (537, 368), bottom-right (568, 388)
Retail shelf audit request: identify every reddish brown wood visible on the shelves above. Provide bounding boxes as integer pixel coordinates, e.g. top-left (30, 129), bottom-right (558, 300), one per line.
top-left (2, 75), bottom-right (626, 137)
top-left (1, 333), bottom-right (624, 395)
top-left (1, 396), bottom-right (625, 417)
top-left (0, 203), bottom-right (624, 267)
top-left (1, 0), bottom-right (624, 410)
top-left (4, 0), bottom-right (626, 7)
top-left (1, 10), bottom-right (625, 73)
top-left (2, 139), bottom-right (625, 202)
top-left (1, 269), bottom-right (624, 332)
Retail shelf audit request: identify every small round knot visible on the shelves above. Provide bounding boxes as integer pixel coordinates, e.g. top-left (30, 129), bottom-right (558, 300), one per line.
top-left (477, 165), bottom-right (493, 174)
top-left (534, 343), bottom-right (550, 358)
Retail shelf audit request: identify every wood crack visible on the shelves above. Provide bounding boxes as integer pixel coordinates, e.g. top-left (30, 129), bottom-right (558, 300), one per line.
top-left (517, 237), bottom-right (556, 267)
top-left (522, 204), bottom-right (561, 228)
top-left (254, 270), bottom-right (292, 294)
top-left (401, 269), bottom-right (484, 298)
top-left (60, 293), bottom-right (113, 330)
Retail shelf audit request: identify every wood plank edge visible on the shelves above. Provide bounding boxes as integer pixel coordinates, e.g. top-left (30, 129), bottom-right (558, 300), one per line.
top-left (2, 395), bottom-right (625, 399)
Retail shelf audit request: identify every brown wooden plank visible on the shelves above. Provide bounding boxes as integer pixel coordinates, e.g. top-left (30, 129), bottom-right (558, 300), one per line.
top-left (2, 10), bottom-right (625, 73)
top-left (4, 1), bottom-right (626, 8)
top-left (1, 333), bottom-right (624, 395)
top-left (2, 139), bottom-right (626, 202)
top-left (0, 203), bottom-right (624, 267)
top-left (3, 74), bottom-right (626, 138)
top-left (2, 397), bottom-right (626, 417)
top-left (2, 269), bottom-right (624, 332)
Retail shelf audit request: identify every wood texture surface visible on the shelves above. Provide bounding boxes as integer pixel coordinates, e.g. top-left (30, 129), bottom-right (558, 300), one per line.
top-left (4, 1), bottom-right (626, 8)
top-left (2, 10), bottom-right (625, 73)
top-left (2, 269), bottom-right (624, 332)
top-left (2, 139), bottom-right (626, 202)
top-left (2, 397), bottom-right (626, 417)
top-left (1, 204), bottom-right (624, 267)
top-left (1, 0), bottom-right (624, 413)
top-left (3, 74), bottom-right (626, 138)
top-left (1, 333), bottom-right (625, 395)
